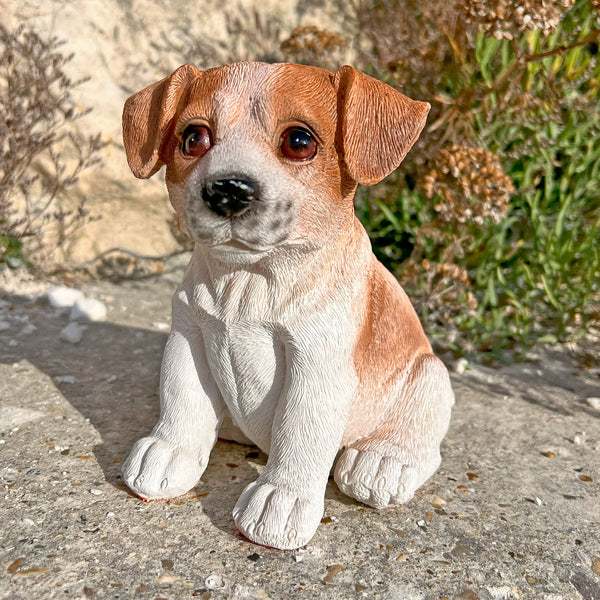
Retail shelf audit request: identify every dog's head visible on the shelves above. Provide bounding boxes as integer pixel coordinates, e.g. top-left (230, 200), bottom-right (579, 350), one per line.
top-left (122, 62), bottom-right (429, 262)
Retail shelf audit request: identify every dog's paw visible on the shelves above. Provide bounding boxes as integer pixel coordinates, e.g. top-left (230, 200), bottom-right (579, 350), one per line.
top-left (233, 480), bottom-right (324, 550)
top-left (122, 436), bottom-right (206, 500)
top-left (334, 442), bottom-right (440, 509)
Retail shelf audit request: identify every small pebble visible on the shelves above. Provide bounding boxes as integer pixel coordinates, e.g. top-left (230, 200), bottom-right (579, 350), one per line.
top-left (22, 518), bottom-right (35, 527)
top-left (247, 553), bottom-right (261, 562)
top-left (535, 497), bottom-right (543, 505)
top-left (204, 574), bottom-right (225, 590)
top-left (70, 298), bottom-right (107, 322)
top-left (55, 375), bottom-right (76, 384)
top-left (19, 323), bottom-right (36, 335)
top-left (106, 512), bottom-right (115, 518)
top-left (454, 357), bottom-right (469, 374)
top-left (586, 397), bottom-right (600, 411)
top-left (573, 432), bottom-right (586, 445)
top-left (431, 495), bottom-right (448, 508)
top-left (60, 322), bottom-right (84, 344)
top-left (592, 556), bottom-right (600, 576)
top-left (47, 286), bottom-right (85, 308)
top-left (322, 564), bottom-right (345, 585)
top-left (90, 489), bottom-right (103, 496)
top-left (152, 321), bottom-right (170, 330)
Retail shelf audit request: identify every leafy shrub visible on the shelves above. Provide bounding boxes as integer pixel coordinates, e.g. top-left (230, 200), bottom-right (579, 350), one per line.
top-left (351, 0), bottom-right (600, 359)
top-left (0, 25), bottom-right (103, 270)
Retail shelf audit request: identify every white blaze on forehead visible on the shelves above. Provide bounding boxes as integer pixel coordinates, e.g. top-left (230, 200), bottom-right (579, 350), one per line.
top-left (209, 62), bottom-right (273, 128)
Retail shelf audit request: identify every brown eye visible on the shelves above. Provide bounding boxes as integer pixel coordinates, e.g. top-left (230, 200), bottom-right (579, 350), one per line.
top-left (182, 124), bottom-right (212, 158)
top-left (280, 127), bottom-right (317, 161)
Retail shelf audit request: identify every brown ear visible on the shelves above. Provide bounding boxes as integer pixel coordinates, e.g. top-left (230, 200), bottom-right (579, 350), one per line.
top-left (334, 65), bottom-right (430, 186)
top-left (122, 64), bottom-right (202, 179)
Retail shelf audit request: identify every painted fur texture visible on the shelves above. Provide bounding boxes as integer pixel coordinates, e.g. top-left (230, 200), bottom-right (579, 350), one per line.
top-left (121, 62), bottom-right (454, 550)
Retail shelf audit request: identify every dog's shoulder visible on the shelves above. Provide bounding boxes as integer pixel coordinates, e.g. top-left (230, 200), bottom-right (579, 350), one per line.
top-left (353, 255), bottom-right (431, 382)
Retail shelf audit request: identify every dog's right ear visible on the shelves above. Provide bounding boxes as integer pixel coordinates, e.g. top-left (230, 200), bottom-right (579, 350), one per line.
top-left (122, 64), bottom-right (202, 179)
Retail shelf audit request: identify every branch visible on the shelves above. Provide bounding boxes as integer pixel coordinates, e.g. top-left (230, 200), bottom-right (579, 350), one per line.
top-left (59, 247), bottom-right (190, 268)
top-left (491, 29), bottom-right (600, 94)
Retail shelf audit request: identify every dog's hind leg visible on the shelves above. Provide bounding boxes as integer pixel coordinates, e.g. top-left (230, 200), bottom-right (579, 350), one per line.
top-left (334, 353), bottom-right (454, 508)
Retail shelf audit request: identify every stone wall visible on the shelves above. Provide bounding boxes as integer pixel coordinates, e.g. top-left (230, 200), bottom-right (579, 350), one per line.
top-left (1, 0), bottom-right (342, 261)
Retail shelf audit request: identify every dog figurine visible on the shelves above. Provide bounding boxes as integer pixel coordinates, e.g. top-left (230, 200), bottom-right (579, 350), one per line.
top-left (121, 62), bottom-right (454, 550)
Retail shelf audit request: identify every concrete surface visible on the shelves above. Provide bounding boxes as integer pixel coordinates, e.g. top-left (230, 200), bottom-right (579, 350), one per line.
top-left (1, 256), bottom-right (599, 600)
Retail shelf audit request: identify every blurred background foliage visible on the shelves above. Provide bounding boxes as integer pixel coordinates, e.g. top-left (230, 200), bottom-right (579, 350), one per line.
top-left (1, 0), bottom-right (599, 362)
top-left (355, 0), bottom-right (600, 361)
top-left (342, 0), bottom-right (600, 361)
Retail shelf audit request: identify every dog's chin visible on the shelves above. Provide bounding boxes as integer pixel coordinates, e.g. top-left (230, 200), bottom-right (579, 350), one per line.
top-left (202, 239), bottom-right (274, 264)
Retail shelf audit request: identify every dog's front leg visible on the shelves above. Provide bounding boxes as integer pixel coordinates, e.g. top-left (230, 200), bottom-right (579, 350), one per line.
top-left (122, 296), bottom-right (223, 500)
top-left (233, 326), bottom-right (356, 549)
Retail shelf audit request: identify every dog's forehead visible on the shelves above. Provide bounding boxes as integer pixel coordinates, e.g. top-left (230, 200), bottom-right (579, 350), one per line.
top-left (181, 62), bottom-right (338, 137)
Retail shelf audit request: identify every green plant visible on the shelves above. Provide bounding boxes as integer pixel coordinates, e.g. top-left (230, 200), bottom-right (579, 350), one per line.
top-left (354, 0), bottom-right (600, 359)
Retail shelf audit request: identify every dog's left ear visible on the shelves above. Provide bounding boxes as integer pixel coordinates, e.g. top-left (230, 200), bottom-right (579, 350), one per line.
top-left (122, 64), bottom-right (203, 179)
top-left (334, 65), bottom-right (430, 186)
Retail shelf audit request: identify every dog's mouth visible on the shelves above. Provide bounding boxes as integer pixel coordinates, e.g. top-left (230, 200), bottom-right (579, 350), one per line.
top-left (216, 239), bottom-right (260, 252)
top-left (208, 238), bottom-right (271, 256)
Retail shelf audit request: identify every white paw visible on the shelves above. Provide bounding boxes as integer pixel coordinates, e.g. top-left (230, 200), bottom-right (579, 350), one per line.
top-left (122, 436), bottom-right (206, 500)
top-left (233, 481), bottom-right (324, 550)
top-left (334, 444), bottom-right (440, 509)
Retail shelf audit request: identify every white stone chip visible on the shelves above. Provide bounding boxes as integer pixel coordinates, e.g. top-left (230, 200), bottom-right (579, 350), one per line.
top-left (205, 575), bottom-right (225, 590)
top-left (586, 397), bottom-right (600, 411)
top-left (70, 298), bottom-right (107, 322)
top-left (454, 357), bottom-right (469, 374)
top-left (60, 322), bottom-right (84, 344)
top-left (55, 375), bottom-right (76, 384)
top-left (47, 286), bottom-right (85, 308)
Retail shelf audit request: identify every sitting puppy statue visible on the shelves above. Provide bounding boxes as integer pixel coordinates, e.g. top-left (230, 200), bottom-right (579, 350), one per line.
top-left (121, 62), bottom-right (454, 550)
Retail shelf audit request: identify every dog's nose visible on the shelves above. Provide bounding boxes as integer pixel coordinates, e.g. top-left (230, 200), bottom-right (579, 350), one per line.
top-left (202, 178), bottom-right (255, 217)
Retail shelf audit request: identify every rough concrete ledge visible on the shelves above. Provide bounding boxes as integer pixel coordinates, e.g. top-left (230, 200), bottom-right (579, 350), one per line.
top-left (1, 260), bottom-right (599, 600)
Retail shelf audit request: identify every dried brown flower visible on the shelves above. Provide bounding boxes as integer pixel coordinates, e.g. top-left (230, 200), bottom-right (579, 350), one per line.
top-left (0, 24), bottom-right (102, 268)
top-left (281, 26), bottom-right (347, 56)
top-left (461, 0), bottom-right (575, 39)
top-left (280, 26), bottom-right (347, 68)
top-left (399, 257), bottom-right (478, 336)
top-left (422, 146), bottom-right (514, 225)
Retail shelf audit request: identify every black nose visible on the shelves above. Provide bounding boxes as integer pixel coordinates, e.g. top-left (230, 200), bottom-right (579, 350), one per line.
top-left (202, 178), bottom-right (255, 217)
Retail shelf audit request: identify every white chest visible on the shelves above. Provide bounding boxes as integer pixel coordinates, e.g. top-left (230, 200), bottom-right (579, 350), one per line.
top-left (203, 318), bottom-right (285, 452)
